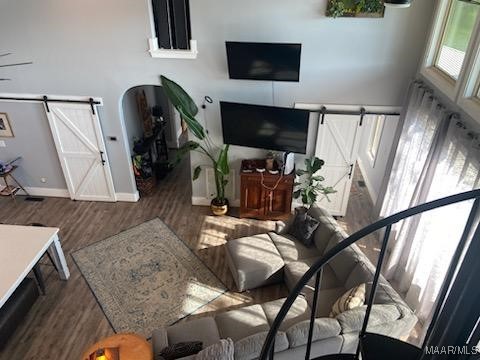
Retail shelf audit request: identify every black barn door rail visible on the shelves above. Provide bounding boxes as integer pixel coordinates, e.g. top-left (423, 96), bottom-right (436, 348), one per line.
top-left (0, 95), bottom-right (101, 113)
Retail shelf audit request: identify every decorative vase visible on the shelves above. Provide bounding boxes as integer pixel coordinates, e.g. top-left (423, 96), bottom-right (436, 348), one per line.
top-left (211, 199), bottom-right (229, 216)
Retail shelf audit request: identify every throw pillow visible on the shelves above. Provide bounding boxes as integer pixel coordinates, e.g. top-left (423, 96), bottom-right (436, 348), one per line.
top-left (288, 207), bottom-right (320, 247)
top-left (157, 341), bottom-right (203, 360)
top-left (195, 338), bottom-right (234, 360)
top-left (330, 283), bottom-right (366, 318)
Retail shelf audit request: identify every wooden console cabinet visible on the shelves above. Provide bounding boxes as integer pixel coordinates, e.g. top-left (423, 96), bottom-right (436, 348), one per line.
top-left (240, 160), bottom-right (294, 220)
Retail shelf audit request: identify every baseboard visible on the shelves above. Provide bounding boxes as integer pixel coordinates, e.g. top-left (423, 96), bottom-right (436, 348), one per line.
top-left (357, 159), bottom-right (378, 204)
top-left (21, 187), bottom-right (139, 202)
top-left (23, 187), bottom-right (70, 198)
top-left (116, 191), bottom-right (140, 202)
top-left (192, 197), bottom-right (240, 207)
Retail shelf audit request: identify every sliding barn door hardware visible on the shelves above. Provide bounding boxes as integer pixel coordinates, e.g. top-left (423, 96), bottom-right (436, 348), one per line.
top-left (43, 96), bottom-right (50, 112)
top-left (320, 106), bottom-right (327, 125)
top-left (312, 107), bottom-right (400, 118)
top-left (0, 95), bottom-right (102, 109)
top-left (359, 107), bottom-right (366, 126)
top-left (89, 98), bottom-right (96, 115)
top-left (348, 163), bottom-right (354, 179)
top-left (100, 151), bottom-right (106, 166)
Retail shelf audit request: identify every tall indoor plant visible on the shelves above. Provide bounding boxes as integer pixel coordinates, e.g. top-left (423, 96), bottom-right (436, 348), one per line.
top-left (161, 75), bottom-right (230, 215)
top-left (294, 157), bottom-right (336, 209)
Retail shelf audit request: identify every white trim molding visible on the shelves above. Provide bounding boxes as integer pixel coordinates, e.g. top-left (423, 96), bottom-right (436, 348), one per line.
top-left (148, 38), bottom-right (198, 59)
top-left (115, 191), bottom-right (140, 202)
top-left (458, 19), bottom-right (480, 124)
top-left (357, 158), bottom-right (378, 204)
top-left (420, 0), bottom-right (480, 105)
top-left (420, 0), bottom-right (458, 101)
top-left (22, 187), bottom-right (70, 198)
top-left (18, 187), bottom-right (139, 202)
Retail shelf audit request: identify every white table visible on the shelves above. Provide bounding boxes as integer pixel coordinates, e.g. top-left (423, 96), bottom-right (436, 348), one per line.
top-left (0, 224), bottom-right (70, 308)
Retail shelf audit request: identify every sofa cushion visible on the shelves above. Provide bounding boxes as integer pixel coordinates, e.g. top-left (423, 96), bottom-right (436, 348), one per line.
top-left (195, 338), bottom-right (234, 360)
top-left (335, 304), bottom-right (401, 333)
top-left (167, 317), bottom-right (221, 349)
top-left (288, 207), bottom-right (320, 247)
top-left (215, 304), bottom-right (269, 341)
top-left (285, 318), bottom-right (342, 348)
top-left (234, 331), bottom-right (289, 360)
top-left (284, 259), bottom-right (341, 292)
top-left (325, 232), bottom-right (361, 283)
top-left (268, 232), bottom-right (321, 264)
top-left (261, 297), bottom-right (310, 332)
top-left (307, 206), bottom-right (345, 254)
top-left (330, 283), bottom-right (366, 317)
top-left (303, 287), bottom-right (347, 318)
top-left (225, 234), bottom-right (284, 291)
top-left (215, 303), bottom-right (289, 360)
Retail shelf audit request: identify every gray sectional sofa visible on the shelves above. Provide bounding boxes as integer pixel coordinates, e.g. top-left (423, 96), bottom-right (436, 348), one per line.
top-left (152, 206), bottom-right (417, 360)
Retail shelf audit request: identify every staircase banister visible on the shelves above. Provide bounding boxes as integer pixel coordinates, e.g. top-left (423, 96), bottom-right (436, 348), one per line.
top-left (259, 189), bottom-right (480, 360)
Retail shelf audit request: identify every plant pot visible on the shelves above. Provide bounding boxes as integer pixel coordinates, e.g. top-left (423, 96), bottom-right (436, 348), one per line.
top-left (210, 199), bottom-right (229, 216)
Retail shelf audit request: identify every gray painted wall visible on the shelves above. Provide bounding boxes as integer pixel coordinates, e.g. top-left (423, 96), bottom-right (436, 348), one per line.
top-left (0, 101), bottom-right (66, 189)
top-left (122, 88), bottom-right (145, 155)
top-left (0, 0), bottom-right (434, 199)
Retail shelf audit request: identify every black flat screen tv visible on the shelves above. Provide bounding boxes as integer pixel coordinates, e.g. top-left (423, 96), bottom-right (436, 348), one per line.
top-left (226, 42), bottom-right (302, 82)
top-left (220, 101), bottom-right (309, 154)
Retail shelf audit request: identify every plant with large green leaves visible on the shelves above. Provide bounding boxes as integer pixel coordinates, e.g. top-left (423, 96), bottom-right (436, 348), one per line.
top-left (294, 157), bottom-right (336, 209)
top-left (161, 75), bottom-right (230, 206)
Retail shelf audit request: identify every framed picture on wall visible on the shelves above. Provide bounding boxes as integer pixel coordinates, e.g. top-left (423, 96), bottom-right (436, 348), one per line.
top-left (0, 113), bottom-right (13, 137)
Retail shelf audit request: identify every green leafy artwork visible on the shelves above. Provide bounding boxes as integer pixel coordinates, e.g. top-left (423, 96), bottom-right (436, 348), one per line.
top-left (326, 0), bottom-right (384, 18)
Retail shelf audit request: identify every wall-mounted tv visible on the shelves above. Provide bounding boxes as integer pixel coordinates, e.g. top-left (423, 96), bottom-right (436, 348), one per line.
top-left (226, 42), bottom-right (302, 82)
top-left (220, 101), bottom-right (309, 154)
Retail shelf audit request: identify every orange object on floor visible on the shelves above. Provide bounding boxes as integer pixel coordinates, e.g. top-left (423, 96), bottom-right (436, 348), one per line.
top-left (81, 333), bottom-right (153, 360)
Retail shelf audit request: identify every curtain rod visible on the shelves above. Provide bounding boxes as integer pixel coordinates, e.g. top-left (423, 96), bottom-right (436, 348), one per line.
top-left (308, 106), bottom-right (401, 126)
top-left (0, 95), bottom-right (101, 114)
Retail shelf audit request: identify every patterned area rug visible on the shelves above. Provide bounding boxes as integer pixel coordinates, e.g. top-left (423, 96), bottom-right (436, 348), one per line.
top-left (72, 218), bottom-right (227, 337)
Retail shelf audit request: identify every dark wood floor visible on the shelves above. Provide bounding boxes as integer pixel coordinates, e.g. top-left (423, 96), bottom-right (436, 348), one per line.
top-left (0, 162), bottom-right (377, 360)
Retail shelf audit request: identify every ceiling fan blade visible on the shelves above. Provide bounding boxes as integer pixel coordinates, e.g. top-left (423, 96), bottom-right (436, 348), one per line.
top-left (0, 61), bottom-right (33, 68)
top-left (0, 53), bottom-right (12, 58)
top-left (0, 79), bottom-right (12, 81)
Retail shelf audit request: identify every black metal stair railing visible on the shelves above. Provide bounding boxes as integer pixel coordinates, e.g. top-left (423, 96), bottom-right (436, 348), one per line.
top-left (259, 189), bottom-right (480, 360)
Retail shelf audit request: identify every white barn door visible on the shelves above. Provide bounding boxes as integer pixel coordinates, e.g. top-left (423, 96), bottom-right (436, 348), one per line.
top-left (315, 114), bottom-right (363, 216)
top-left (46, 102), bottom-right (116, 202)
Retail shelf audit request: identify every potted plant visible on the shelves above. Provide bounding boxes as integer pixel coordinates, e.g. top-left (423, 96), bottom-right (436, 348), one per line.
top-left (160, 75), bottom-right (230, 216)
top-left (294, 157), bottom-right (336, 209)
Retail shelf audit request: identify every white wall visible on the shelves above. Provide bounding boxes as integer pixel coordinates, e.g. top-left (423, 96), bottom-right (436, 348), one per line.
top-left (357, 114), bottom-right (400, 205)
top-left (0, 0), bottom-right (434, 200)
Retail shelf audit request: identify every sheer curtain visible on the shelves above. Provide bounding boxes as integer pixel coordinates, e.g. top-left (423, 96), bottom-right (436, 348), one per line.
top-left (381, 82), bottom-right (480, 328)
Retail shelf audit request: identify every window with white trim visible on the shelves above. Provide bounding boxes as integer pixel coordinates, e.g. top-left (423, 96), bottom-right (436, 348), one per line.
top-left (422, 0), bottom-right (480, 122)
top-left (367, 115), bottom-right (385, 167)
top-left (147, 0), bottom-right (198, 59)
top-left (434, 1), bottom-right (479, 80)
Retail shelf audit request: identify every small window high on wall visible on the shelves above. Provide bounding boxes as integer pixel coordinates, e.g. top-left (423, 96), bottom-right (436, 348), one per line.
top-left (152, 0), bottom-right (191, 50)
top-left (148, 0), bottom-right (197, 59)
